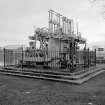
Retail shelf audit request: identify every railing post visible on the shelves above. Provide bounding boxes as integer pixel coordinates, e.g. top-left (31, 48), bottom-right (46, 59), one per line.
top-left (83, 48), bottom-right (86, 69)
top-left (94, 49), bottom-right (96, 66)
top-left (4, 48), bottom-right (5, 67)
top-left (21, 47), bottom-right (23, 70)
top-left (88, 48), bottom-right (90, 68)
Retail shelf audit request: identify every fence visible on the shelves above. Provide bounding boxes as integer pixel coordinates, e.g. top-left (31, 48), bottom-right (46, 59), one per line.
top-left (1, 48), bottom-right (96, 72)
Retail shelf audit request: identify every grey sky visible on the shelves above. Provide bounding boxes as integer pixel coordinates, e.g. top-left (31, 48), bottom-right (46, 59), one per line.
top-left (0, 0), bottom-right (105, 47)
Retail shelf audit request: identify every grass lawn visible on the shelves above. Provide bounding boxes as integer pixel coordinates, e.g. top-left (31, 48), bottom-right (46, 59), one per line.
top-left (0, 71), bottom-right (105, 105)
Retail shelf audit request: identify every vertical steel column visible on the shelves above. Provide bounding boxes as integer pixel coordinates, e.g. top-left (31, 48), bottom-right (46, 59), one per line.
top-left (56, 14), bottom-right (59, 31)
top-left (49, 10), bottom-right (51, 32)
top-left (50, 10), bottom-right (53, 33)
top-left (64, 20), bottom-right (66, 34)
top-left (66, 20), bottom-right (67, 34)
top-left (67, 20), bottom-right (69, 34)
top-left (67, 20), bottom-right (70, 34)
top-left (62, 17), bottom-right (64, 34)
top-left (64, 20), bottom-right (65, 34)
top-left (67, 19), bottom-right (69, 34)
top-left (34, 31), bottom-right (37, 50)
top-left (69, 20), bottom-right (71, 35)
top-left (76, 22), bottom-right (79, 35)
top-left (66, 20), bottom-right (68, 34)
top-left (65, 19), bottom-right (66, 34)
top-left (71, 19), bottom-right (74, 35)
top-left (58, 14), bottom-right (60, 31)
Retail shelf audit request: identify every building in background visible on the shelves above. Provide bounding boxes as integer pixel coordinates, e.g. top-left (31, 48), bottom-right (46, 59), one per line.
top-left (92, 46), bottom-right (105, 63)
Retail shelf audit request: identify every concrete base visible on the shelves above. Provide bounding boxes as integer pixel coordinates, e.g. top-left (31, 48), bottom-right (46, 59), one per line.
top-left (1, 65), bottom-right (105, 84)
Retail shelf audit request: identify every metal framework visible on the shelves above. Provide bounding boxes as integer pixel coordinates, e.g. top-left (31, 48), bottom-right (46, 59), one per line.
top-left (48, 9), bottom-right (74, 35)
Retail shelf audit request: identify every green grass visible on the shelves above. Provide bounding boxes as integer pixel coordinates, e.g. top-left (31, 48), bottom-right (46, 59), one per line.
top-left (0, 71), bottom-right (105, 105)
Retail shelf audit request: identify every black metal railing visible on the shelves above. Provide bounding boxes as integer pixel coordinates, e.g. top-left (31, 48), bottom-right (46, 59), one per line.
top-left (1, 48), bottom-right (96, 72)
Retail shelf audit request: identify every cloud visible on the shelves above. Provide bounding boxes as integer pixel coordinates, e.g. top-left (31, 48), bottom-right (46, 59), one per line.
top-left (0, 0), bottom-right (105, 47)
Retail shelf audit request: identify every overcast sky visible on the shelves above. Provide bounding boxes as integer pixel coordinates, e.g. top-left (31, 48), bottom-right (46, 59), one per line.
top-left (0, 0), bottom-right (105, 47)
